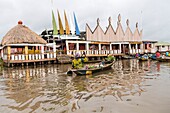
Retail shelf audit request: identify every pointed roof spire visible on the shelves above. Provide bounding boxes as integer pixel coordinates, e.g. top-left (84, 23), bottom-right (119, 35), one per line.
top-left (136, 22), bottom-right (138, 28)
top-left (117, 14), bottom-right (121, 26)
top-left (52, 10), bottom-right (58, 35)
top-left (97, 18), bottom-right (100, 25)
top-left (18, 20), bottom-right (23, 25)
top-left (118, 14), bottom-right (121, 23)
top-left (73, 12), bottom-right (80, 35)
top-left (108, 17), bottom-right (112, 25)
top-left (64, 11), bottom-right (70, 35)
top-left (57, 10), bottom-right (64, 35)
top-left (126, 19), bottom-right (129, 27)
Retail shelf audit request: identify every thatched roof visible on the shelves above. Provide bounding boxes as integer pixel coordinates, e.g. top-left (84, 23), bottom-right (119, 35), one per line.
top-left (1, 21), bottom-right (47, 46)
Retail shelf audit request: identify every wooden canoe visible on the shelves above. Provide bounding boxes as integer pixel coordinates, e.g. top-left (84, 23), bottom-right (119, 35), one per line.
top-left (67, 61), bottom-right (115, 76)
top-left (157, 57), bottom-right (170, 62)
top-left (138, 58), bottom-right (148, 61)
top-left (138, 56), bottom-right (149, 61)
top-left (122, 55), bottom-right (135, 59)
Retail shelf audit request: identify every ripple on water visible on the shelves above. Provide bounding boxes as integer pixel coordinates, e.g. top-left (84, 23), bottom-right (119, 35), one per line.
top-left (0, 60), bottom-right (163, 112)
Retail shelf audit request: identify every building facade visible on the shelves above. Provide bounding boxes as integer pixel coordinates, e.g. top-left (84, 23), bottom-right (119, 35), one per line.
top-left (66, 14), bottom-right (156, 57)
top-left (1, 21), bottom-right (56, 66)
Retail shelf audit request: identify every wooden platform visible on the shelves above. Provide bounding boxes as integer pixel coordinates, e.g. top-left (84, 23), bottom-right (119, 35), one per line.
top-left (3, 58), bottom-right (56, 67)
top-left (56, 54), bottom-right (72, 64)
top-left (3, 58), bottom-right (56, 64)
top-left (68, 54), bottom-right (124, 57)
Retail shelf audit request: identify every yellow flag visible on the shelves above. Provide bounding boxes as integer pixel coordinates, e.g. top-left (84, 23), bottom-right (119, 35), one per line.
top-left (58, 10), bottom-right (64, 35)
top-left (64, 11), bottom-right (70, 35)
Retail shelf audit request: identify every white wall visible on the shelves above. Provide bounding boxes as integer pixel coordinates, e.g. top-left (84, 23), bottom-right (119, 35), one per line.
top-left (156, 45), bottom-right (170, 52)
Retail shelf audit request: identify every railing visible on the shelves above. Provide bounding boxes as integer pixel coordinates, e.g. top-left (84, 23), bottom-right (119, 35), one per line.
top-left (151, 49), bottom-right (156, 53)
top-left (67, 50), bottom-right (121, 56)
top-left (129, 49), bottom-right (142, 54)
top-left (9, 52), bottom-right (56, 61)
top-left (159, 48), bottom-right (168, 52)
top-left (144, 50), bottom-right (148, 53)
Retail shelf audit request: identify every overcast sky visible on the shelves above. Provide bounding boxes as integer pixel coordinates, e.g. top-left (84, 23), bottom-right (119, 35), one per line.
top-left (0, 0), bottom-right (170, 42)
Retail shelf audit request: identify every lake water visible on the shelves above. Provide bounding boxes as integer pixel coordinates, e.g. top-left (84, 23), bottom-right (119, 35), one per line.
top-left (0, 59), bottom-right (170, 113)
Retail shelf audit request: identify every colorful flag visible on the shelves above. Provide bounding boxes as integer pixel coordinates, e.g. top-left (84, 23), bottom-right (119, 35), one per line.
top-left (52, 10), bottom-right (58, 35)
top-left (58, 10), bottom-right (64, 35)
top-left (64, 11), bottom-right (70, 35)
top-left (73, 12), bottom-right (80, 35)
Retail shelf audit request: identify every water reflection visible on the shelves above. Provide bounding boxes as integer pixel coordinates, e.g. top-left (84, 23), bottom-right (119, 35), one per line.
top-left (0, 60), bottom-right (161, 112)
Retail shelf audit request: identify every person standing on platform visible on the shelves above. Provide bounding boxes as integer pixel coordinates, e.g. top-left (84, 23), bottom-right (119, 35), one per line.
top-left (166, 51), bottom-right (169, 56)
top-left (156, 51), bottom-right (161, 58)
top-left (81, 51), bottom-right (88, 62)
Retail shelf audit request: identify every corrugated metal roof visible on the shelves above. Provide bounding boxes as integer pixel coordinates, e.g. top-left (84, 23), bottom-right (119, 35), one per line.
top-left (155, 42), bottom-right (170, 46)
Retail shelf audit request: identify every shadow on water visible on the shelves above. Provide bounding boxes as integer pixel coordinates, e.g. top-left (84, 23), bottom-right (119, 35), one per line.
top-left (0, 59), bottom-right (162, 112)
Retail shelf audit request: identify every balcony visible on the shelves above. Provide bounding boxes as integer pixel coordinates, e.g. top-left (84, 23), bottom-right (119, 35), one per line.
top-left (67, 50), bottom-right (122, 56)
top-left (3, 52), bottom-right (56, 63)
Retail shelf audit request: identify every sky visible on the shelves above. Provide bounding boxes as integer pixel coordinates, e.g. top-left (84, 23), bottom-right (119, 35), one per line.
top-left (0, 0), bottom-right (170, 42)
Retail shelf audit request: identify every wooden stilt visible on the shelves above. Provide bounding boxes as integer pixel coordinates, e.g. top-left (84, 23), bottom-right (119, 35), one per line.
top-left (98, 57), bottom-right (101, 60)
top-left (8, 63), bottom-right (10, 67)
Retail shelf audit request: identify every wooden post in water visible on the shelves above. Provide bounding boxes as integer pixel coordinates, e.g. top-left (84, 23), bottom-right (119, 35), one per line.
top-left (25, 46), bottom-right (28, 60)
top-left (7, 46), bottom-right (11, 61)
top-left (7, 46), bottom-right (11, 67)
top-left (41, 45), bottom-right (44, 59)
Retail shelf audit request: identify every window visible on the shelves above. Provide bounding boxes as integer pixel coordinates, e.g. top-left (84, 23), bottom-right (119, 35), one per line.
top-left (145, 44), bottom-right (147, 49)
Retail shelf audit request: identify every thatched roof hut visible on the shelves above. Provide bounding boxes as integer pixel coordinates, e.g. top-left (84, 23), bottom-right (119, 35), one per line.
top-left (1, 21), bottom-right (47, 46)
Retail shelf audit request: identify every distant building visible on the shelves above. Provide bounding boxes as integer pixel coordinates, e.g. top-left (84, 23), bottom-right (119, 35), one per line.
top-left (40, 11), bottom-right (83, 52)
top-left (85, 15), bottom-right (144, 55)
top-left (142, 41), bottom-right (157, 53)
top-left (41, 11), bottom-right (158, 57)
top-left (155, 42), bottom-right (170, 52)
top-left (86, 15), bottom-right (142, 42)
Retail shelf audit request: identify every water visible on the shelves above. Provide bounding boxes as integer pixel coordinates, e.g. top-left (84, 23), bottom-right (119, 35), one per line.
top-left (0, 59), bottom-right (170, 113)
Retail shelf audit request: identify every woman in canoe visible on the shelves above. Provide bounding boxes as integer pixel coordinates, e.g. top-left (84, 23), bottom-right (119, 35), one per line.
top-left (81, 51), bottom-right (88, 62)
top-left (72, 53), bottom-right (83, 69)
